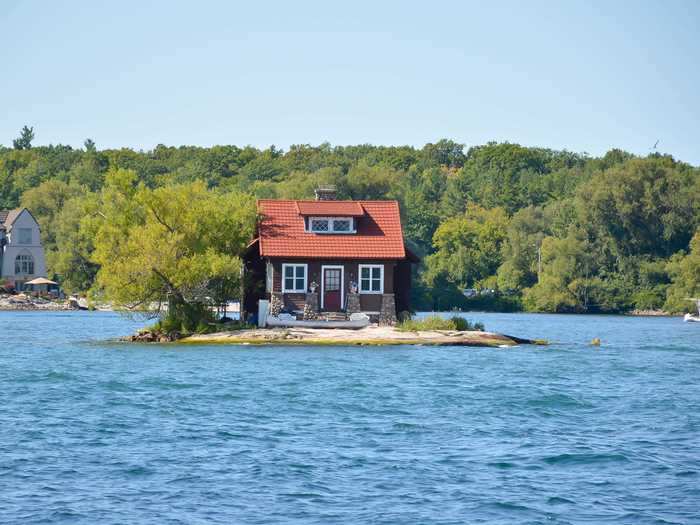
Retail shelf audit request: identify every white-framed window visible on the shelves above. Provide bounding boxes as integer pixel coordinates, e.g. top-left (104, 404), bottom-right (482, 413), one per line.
top-left (332, 218), bottom-right (352, 232)
top-left (15, 253), bottom-right (34, 275)
top-left (358, 264), bottom-right (383, 294)
top-left (282, 263), bottom-right (307, 293)
top-left (310, 218), bottom-right (330, 232)
top-left (308, 217), bottom-right (355, 234)
top-left (18, 228), bottom-right (32, 244)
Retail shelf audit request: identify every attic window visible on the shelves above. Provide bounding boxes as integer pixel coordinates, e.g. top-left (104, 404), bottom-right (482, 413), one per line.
top-left (309, 217), bottom-right (355, 234)
top-left (310, 218), bottom-right (329, 232)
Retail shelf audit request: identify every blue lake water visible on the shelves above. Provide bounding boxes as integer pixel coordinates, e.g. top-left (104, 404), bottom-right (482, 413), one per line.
top-left (0, 311), bottom-right (699, 524)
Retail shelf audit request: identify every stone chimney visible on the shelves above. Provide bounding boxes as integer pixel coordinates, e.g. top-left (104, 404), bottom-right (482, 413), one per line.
top-left (314, 186), bottom-right (337, 201)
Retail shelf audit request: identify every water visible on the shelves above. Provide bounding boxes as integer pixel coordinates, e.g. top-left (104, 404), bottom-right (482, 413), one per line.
top-left (1, 311), bottom-right (699, 524)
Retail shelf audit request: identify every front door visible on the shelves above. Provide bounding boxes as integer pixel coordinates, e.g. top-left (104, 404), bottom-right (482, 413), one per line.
top-left (323, 268), bottom-right (342, 311)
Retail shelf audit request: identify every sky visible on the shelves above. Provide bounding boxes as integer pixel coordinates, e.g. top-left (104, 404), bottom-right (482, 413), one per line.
top-left (2, 1), bottom-right (699, 164)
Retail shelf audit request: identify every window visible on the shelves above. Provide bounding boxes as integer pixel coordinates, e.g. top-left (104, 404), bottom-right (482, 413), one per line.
top-left (282, 264), bottom-right (307, 293)
top-left (310, 218), bottom-right (329, 232)
top-left (308, 217), bottom-right (355, 234)
top-left (359, 264), bottom-right (383, 293)
top-left (15, 253), bottom-right (34, 275)
top-left (332, 219), bottom-right (351, 232)
top-left (18, 228), bottom-right (32, 244)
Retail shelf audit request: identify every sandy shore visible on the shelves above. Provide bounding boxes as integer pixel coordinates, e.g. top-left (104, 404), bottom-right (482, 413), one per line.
top-left (179, 325), bottom-right (542, 347)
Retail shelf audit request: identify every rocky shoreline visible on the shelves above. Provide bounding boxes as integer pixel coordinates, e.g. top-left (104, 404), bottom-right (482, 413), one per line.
top-left (147, 326), bottom-right (546, 347)
top-left (627, 309), bottom-right (673, 317)
top-left (0, 294), bottom-right (73, 311)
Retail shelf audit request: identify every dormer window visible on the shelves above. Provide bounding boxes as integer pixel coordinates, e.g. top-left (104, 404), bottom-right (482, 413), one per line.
top-left (308, 217), bottom-right (355, 234)
top-left (310, 218), bottom-right (330, 232)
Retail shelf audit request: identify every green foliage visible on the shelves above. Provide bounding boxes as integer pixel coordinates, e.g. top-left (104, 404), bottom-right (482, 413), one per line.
top-left (424, 204), bottom-right (509, 288)
top-left (91, 173), bottom-right (256, 328)
top-left (13, 125), bottom-right (35, 150)
top-left (397, 314), bottom-right (484, 332)
top-left (2, 138), bottom-right (698, 315)
top-left (664, 231), bottom-right (700, 313)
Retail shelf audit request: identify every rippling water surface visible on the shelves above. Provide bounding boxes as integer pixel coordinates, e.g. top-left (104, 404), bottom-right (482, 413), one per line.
top-left (1, 311), bottom-right (699, 524)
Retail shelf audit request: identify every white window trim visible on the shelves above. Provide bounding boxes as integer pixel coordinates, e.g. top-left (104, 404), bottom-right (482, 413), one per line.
top-left (307, 217), bottom-right (356, 234)
top-left (358, 264), bottom-right (384, 294)
top-left (321, 265), bottom-right (345, 310)
top-left (281, 263), bottom-right (308, 293)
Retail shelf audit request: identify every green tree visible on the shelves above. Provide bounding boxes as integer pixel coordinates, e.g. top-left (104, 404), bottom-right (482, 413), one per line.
top-left (51, 192), bottom-right (102, 292)
top-left (21, 179), bottom-right (86, 254)
top-left (523, 231), bottom-right (593, 312)
top-left (91, 174), bottom-right (256, 331)
top-left (13, 125), bottom-right (35, 150)
top-left (424, 205), bottom-right (509, 288)
top-left (664, 231), bottom-right (700, 313)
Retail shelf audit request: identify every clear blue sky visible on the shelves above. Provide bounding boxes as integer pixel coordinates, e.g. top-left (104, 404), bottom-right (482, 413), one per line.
top-left (2, 1), bottom-right (699, 164)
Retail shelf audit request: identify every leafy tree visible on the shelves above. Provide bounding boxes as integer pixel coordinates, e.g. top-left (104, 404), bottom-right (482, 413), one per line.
top-left (21, 179), bottom-right (86, 253)
top-left (576, 156), bottom-right (700, 259)
top-left (497, 206), bottom-right (548, 291)
top-left (523, 231), bottom-right (593, 312)
top-left (664, 231), bottom-right (700, 313)
top-left (424, 205), bottom-right (509, 288)
top-left (13, 126), bottom-right (35, 150)
top-left (51, 192), bottom-right (102, 292)
top-left (91, 174), bottom-right (256, 330)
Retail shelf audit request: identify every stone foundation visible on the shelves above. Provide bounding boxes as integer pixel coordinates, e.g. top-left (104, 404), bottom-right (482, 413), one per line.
top-left (346, 293), bottom-right (361, 315)
top-left (269, 292), bottom-right (283, 317)
top-left (379, 293), bottom-right (397, 325)
top-left (303, 291), bottom-right (319, 320)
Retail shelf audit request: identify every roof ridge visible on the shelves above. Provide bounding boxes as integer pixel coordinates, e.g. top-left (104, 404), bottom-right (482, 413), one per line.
top-left (257, 199), bottom-right (399, 204)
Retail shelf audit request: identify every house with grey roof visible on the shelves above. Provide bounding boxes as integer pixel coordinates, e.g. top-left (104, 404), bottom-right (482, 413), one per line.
top-left (0, 208), bottom-right (47, 291)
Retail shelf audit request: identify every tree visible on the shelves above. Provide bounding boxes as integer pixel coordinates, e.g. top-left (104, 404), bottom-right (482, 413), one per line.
top-left (664, 231), bottom-right (700, 313)
top-left (21, 179), bottom-right (86, 253)
top-left (497, 206), bottom-right (548, 291)
top-left (424, 205), bottom-right (509, 288)
top-left (91, 173), bottom-right (256, 331)
top-left (51, 192), bottom-right (102, 292)
top-left (84, 138), bottom-right (96, 152)
top-left (523, 231), bottom-right (593, 312)
top-left (576, 157), bottom-right (700, 259)
top-left (13, 126), bottom-right (35, 150)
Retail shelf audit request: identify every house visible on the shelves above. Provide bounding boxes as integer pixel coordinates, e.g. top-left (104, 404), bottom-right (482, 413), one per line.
top-left (243, 188), bottom-right (418, 323)
top-left (0, 208), bottom-right (48, 291)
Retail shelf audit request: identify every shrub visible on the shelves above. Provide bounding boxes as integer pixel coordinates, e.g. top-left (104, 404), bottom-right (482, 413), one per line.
top-left (449, 315), bottom-right (484, 331)
top-left (397, 314), bottom-right (485, 332)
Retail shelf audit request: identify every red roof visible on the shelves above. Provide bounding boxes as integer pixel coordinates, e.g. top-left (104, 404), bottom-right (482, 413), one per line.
top-left (295, 200), bottom-right (365, 216)
top-left (257, 200), bottom-right (407, 259)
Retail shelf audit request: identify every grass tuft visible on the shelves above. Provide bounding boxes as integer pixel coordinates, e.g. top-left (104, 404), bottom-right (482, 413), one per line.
top-left (396, 315), bottom-right (485, 332)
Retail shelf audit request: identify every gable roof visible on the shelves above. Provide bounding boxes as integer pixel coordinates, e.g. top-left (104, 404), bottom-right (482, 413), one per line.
top-left (257, 200), bottom-right (407, 259)
top-left (0, 208), bottom-right (24, 231)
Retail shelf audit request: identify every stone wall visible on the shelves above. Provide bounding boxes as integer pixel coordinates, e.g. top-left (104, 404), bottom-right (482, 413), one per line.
top-left (379, 293), bottom-right (397, 325)
top-left (270, 292), bottom-right (283, 317)
top-left (346, 293), bottom-right (361, 315)
top-left (303, 291), bottom-right (319, 320)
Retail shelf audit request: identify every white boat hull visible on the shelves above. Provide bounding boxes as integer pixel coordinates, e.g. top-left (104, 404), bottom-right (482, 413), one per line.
top-left (684, 313), bottom-right (700, 322)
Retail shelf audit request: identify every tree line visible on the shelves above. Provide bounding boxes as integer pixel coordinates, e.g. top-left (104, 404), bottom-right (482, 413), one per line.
top-left (2, 129), bottom-right (699, 319)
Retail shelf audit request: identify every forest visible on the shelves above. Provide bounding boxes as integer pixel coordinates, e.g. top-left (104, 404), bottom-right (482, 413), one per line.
top-left (2, 125), bottom-right (699, 316)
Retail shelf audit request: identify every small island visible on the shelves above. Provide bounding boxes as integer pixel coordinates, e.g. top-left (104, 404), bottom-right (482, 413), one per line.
top-left (177, 325), bottom-right (540, 347)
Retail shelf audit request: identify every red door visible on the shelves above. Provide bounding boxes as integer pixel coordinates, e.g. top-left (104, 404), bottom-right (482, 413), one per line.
top-left (323, 268), bottom-right (342, 311)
